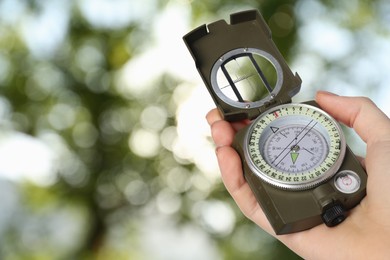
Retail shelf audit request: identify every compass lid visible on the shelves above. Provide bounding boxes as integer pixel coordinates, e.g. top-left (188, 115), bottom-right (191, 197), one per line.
top-left (183, 10), bottom-right (302, 121)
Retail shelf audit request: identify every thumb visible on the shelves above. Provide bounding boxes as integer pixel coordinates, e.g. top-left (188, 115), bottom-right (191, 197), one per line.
top-left (316, 91), bottom-right (390, 204)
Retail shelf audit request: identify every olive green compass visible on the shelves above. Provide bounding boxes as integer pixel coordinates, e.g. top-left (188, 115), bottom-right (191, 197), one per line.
top-left (183, 10), bottom-right (366, 234)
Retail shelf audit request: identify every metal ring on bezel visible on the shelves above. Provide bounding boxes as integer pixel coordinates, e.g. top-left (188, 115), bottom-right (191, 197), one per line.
top-left (243, 103), bottom-right (347, 191)
top-left (210, 48), bottom-right (284, 109)
top-left (334, 170), bottom-right (361, 194)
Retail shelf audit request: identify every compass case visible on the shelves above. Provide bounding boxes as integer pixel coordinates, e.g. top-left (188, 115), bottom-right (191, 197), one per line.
top-left (232, 101), bottom-right (367, 235)
top-left (183, 10), bottom-right (367, 235)
top-left (183, 10), bottom-right (302, 121)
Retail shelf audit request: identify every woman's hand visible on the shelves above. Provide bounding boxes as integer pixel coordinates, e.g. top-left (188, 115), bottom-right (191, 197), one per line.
top-left (206, 91), bottom-right (390, 259)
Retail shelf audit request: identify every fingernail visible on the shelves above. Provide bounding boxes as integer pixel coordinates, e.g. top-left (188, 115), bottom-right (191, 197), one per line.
top-left (317, 90), bottom-right (339, 97)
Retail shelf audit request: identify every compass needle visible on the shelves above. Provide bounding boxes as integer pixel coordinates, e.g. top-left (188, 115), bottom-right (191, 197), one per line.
top-left (290, 152), bottom-right (299, 164)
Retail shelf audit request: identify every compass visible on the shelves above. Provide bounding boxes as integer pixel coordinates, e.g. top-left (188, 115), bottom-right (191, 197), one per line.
top-left (183, 10), bottom-right (367, 234)
top-left (248, 103), bottom-right (345, 190)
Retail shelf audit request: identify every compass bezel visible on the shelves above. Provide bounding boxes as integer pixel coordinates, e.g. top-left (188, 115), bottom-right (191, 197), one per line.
top-left (244, 103), bottom-right (347, 190)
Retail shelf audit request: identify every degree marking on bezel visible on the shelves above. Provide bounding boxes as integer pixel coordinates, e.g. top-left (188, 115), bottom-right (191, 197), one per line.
top-left (244, 103), bottom-right (347, 190)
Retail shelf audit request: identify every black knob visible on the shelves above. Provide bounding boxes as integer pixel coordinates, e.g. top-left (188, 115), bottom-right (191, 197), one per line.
top-left (322, 204), bottom-right (346, 227)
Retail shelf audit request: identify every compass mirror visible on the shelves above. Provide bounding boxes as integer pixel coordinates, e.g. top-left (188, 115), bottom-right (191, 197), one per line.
top-left (210, 48), bottom-right (283, 108)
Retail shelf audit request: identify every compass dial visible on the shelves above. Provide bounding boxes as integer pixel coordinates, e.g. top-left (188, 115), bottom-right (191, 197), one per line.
top-left (263, 125), bottom-right (328, 173)
top-left (245, 103), bottom-right (346, 190)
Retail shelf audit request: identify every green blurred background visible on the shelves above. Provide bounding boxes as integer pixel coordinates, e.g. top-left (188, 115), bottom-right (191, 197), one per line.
top-left (0, 0), bottom-right (389, 259)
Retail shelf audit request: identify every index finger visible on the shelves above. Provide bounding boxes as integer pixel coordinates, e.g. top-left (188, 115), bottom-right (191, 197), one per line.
top-left (206, 108), bottom-right (223, 126)
top-left (206, 108), bottom-right (252, 132)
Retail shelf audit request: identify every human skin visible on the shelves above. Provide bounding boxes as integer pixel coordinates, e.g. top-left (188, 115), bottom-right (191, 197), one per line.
top-left (206, 91), bottom-right (390, 259)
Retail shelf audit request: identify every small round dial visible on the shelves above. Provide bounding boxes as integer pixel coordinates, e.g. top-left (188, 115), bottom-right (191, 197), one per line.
top-left (245, 103), bottom-right (346, 190)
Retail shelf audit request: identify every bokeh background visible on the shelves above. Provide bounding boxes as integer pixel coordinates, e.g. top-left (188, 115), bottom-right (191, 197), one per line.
top-left (0, 0), bottom-right (389, 259)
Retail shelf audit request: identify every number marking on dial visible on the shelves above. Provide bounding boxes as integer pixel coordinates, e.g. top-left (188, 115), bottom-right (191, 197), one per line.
top-left (246, 104), bottom-right (346, 190)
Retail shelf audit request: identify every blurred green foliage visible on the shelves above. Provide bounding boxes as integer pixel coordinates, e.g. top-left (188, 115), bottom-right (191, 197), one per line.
top-left (0, 0), bottom-right (387, 259)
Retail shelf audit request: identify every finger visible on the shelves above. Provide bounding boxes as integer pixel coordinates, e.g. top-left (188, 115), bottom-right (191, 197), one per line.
top-left (207, 108), bottom-right (251, 132)
top-left (206, 108), bottom-right (223, 126)
top-left (316, 91), bottom-right (390, 206)
top-left (216, 145), bottom-right (275, 234)
top-left (315, 91), bottom-right (390, 144)
top-left (215, 146), bottom-right (246, 193)
top-left (207, 109), bottom-right (236, 147)
top-left (210, 120), bottom-right (235, 147)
